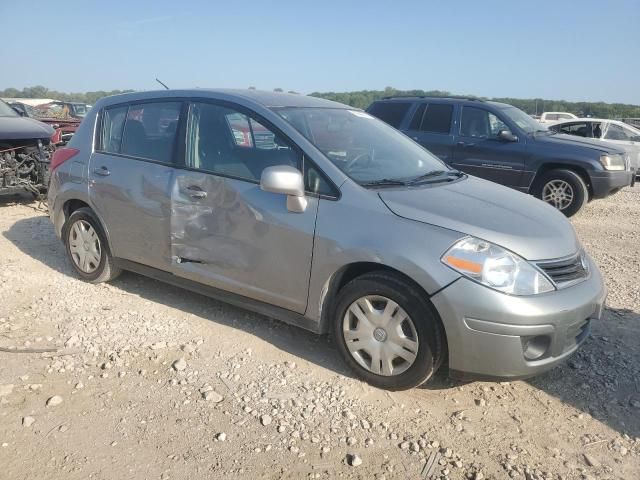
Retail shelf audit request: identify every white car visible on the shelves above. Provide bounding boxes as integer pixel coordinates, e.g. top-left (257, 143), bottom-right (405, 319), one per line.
top-left (549, 118), bottom-right (640, 175)
top-left (538, 112), bottom-right (578, 124)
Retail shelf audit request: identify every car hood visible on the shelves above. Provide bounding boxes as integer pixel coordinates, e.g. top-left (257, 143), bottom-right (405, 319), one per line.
top-left (378, 176), bottom-right (580, 261)
top-left (0, 116), bottom-right (55, 141)
top-left (533, 132), bottom-right (624, 154)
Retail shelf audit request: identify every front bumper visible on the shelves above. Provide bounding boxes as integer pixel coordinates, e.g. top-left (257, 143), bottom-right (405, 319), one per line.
top-left (590, 170), bottom-right (633, 199)
top-left (431, 255), bottom-right (606, 380)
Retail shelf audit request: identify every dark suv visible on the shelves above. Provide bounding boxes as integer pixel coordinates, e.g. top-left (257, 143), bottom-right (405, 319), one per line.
top-left (367, 97), bottom-right (634, 216)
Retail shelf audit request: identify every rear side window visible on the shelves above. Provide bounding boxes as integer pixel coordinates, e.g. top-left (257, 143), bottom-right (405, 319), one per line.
top-left (121, 102), bottom-right (182, 163)
top-left (100, 106), bottom-right (127, 153)
top-left (557, 122), bottom-right (589, 137)
top-left (420, 104), bottom-right (453, 134)
top-left (367, 102), bottom-right (411, 128)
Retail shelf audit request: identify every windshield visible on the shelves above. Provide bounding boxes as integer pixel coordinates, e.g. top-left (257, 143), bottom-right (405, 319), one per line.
top-left (501, 106), bottom-right (547, 134)
top-left (0, 100), bottom-right (19, 117)
top-left (274, 108), bottom-right (448, 184)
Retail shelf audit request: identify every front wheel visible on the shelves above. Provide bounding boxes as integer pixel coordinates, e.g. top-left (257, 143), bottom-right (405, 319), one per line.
top-left (333, 272), bottom-right (445, 390)
top-left (533, 169), bottom-right (588, 217)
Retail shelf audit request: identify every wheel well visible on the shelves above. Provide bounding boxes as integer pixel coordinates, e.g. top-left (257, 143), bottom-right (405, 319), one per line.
top-left (319, 262), bottom-right (448, 343)
top-left (531, 163), bottom-right (593, 199)
top-left (63, 199), bottom-right (91, 222)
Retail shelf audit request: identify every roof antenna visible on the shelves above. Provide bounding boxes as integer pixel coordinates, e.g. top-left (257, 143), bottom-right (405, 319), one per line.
top-left (155, 78), bottom-right (169, 90)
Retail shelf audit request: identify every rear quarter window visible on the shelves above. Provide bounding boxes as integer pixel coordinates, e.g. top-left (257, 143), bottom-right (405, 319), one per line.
top-left (367, 102), bottom-right (411, 128)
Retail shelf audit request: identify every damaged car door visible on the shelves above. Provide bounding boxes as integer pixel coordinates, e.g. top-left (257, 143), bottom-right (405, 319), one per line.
top-left (170, 101), bottom-right (318, 313)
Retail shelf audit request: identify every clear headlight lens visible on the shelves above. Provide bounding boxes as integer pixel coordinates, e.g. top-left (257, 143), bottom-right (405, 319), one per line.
top-left (599, 154), bottom-right (626, 171)
top-left (442, 237), bottom-right (555, 295)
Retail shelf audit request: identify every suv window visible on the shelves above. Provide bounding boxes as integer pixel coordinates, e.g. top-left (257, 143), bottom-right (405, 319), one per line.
top-left (420, 104), bottom-right (453, 134)
top-left (460, 107), bottom-right (509, 138)
top-left (100, 102), bottom-right (182, 162)
top-left (558, 122), bottom-right (589, 137)
top-left (545, 113), bottom-right (559, 121)
top-left (367, 102), bottom-right (411, 128)
top-left (186, 102), bottom-right (301, 183)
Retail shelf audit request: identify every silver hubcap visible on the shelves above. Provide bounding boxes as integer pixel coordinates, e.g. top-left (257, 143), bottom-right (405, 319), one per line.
top-left (68, 220), bottom-right (101, 273)
top-left (542, 180), bottom-right (574, 210)
top-left (342, 295), bottom-right (419, 376)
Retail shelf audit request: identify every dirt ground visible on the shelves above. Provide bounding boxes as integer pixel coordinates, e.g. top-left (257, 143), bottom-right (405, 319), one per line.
top-left (0, 186), bottom-right (639, 480)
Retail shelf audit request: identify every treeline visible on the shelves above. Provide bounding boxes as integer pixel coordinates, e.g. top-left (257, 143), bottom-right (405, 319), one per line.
top-left (3, 85), bottom-right (639, 119)
top-left (310, 87), bottom-right (640, 119)
top-left (0, 86), bottom-right (134, 105)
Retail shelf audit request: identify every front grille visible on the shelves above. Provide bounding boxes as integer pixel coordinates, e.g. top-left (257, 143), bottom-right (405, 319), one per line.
top-left (537, 253), bottom-right (588, 288)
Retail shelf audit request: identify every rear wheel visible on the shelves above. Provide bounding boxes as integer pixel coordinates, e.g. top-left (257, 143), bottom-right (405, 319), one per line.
top-left (533, 169), bottom-right (588, 217)
top-left (333, 271), bottom-right (445, 390)
top-left (62, 207), bottom-right (121, 283)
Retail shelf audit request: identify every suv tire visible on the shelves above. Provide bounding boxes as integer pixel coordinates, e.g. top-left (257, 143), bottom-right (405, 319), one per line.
top-left (62, 207), bottom-right (121, 283)
top-left (333, 271), bottom-right (444, 391)
top-left (533, 169), bottom-right (588, 217)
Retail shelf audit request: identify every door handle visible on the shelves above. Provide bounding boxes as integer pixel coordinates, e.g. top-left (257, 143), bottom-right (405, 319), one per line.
top-left (93, 166), bottom-right (110, 176)
top-left (457, 141), bottom-right (476, 148)
top-left (185, 185), bottom-right (207, 199)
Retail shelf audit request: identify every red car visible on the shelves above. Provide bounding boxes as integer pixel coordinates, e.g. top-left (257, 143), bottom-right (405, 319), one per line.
top-left (8, 101), bottom-right (81, 145)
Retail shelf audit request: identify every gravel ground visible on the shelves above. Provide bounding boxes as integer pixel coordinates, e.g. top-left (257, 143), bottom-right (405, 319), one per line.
top-left (0, 187), bottom-right (639, 480)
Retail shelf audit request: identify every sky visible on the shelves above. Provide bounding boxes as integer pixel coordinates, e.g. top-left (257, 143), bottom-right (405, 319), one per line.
top-left (1, 0), bottom-right (639, 104)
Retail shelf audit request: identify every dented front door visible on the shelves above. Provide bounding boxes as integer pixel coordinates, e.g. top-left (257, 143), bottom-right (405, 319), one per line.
top-left (170, 171), bottom-right (318, 314)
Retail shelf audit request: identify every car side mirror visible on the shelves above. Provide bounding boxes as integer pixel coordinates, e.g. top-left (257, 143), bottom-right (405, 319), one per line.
top-left (260, 165), bottom-right (308, 213)
top-left (497, 130), bottom-right (518, 142)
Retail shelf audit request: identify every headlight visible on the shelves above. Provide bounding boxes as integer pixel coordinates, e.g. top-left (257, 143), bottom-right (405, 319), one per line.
top-left (442, 237), bottom-right (555, 295)
top-left (599, 154), bottom-right (625, 171)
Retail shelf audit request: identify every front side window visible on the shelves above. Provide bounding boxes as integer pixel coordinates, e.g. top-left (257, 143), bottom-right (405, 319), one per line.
top-left (274, 107), bottom-right (447, 184)
top-left (367, 102), bottom-right (411, 128)
top-left (460, 107), bottom-right (509, 138)
top-left (186, 103), bottom-right (300, 182)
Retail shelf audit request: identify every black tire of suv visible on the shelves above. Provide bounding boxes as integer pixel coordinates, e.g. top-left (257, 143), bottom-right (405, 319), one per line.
top-left (333, 271), bottom-right (445, 391)
top-left (533, 169), bottom-right (589, 217)
top-left (62, 207), bottom-right (122, 283)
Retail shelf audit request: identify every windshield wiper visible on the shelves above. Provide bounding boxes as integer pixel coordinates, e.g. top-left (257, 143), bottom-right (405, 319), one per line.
top-left (407, 170), bottom-right (463, 186)
top-left (360, 178), bottom-right (409, 187)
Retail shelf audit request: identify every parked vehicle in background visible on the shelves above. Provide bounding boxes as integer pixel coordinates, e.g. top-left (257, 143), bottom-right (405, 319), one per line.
top-left (549, 119), bottom-right (640, 176)
top-left (620, 118), bottom-right (640, 129)
top-left (539, 112), bottom-right (578, 124)
top-left (48, 89), bottom-right (607, 390)
top-left (366, 97), bottom-right (633, 216)
top-left (0, 99), bottom-right (54, 197)
top-left (8, 101), bottom-right (80, 144)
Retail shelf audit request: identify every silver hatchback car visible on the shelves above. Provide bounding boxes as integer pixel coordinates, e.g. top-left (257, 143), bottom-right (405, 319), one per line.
top-left (48, 90), bottom-right (606, 390)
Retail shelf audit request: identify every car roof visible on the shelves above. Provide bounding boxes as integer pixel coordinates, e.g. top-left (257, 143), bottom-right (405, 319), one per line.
top-left (95, 89), bottom-right (351, 110)
top-left (373, 96), bottom-right (512, 108)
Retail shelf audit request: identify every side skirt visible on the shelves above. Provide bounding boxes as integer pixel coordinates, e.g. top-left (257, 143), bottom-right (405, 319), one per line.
top-left (114, 258), bottom-right (323, 334)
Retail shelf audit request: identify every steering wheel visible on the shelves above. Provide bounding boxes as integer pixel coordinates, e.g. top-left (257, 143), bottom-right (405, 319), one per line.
top-left (345, 148), bottom-right (374, 171)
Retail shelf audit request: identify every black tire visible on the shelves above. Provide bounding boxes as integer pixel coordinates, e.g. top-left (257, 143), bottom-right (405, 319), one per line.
top-left (333, 271), bottom-right (445, 391)
top-left (62, 207), bottom-right (121, 283)
top-left (532, 169), bottom-right (588, 217)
